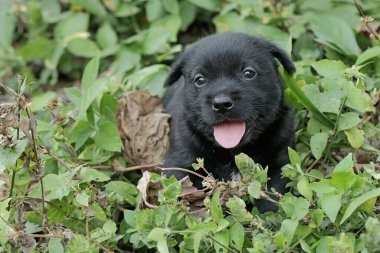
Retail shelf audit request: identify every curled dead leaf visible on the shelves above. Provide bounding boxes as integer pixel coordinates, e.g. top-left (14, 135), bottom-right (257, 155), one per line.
top-left (116, 90), bottom-right (170, 165)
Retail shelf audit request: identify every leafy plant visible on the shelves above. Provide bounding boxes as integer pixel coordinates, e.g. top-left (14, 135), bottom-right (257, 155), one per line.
top-left (1, 0), bottom-right (380, 252)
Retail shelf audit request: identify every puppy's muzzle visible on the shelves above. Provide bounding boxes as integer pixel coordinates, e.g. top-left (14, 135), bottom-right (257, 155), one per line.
top-left (212, 94), bottom-right (234, 112)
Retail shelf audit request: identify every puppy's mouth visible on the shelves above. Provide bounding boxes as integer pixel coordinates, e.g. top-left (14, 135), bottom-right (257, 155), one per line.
top-left (213, 121), bottom-right (246, 149)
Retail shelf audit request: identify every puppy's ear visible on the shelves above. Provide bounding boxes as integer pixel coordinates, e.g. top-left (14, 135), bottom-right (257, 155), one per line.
top-left (164, 55), bottom-right (185, 86)
top-left (270, 46), bottom-right (295, 74)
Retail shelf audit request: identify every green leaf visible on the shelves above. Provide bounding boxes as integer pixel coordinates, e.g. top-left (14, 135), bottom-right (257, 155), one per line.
top-left (17, 37), bottom-right (54, 61)
top-left (248, 180), bottom-right (261, 199)
top-left (282, 72), bottom-right (334, 129)
top-left (280, 194), bottom-right (310, 220)
top-left (309, 15), bottom-right (360, 57)
top-left (157, 237), bottom-right (169, 253)
top-left (311, 60), bottom-right (346, 79)
top-left (235, 153), bottom-right (255, 179)
top-left (162, 0), bottom-right (179, 15)
top-left (79, 77), bottom-right (109, 119)
top-left (187, 0), bottom-right (221, 11)
top-left (67, 38), bottom-right (101, 58)
top-left (75, 191), bottom-right (89, 206)
top-left (41, 0), bottom-right (61, 23)
top-left (310, 132), bottom-right (329, 159)
top-left (210, 189), bottom-right (223, 223)
top-left (146, 0), bottom-right (164, 21)
top-left (288, 147), bottom-right (301, 165)
top-left (213, 230), bottom-right (230, 253)
top-left (82, 57), bottom-right (99, 91)
top-left (48, 238), bottom-right (64, 253)
top-left (30, 91), bottom-right (56, 112)
top-left (79, 168), bottom-right (110, 183)
top-left (282, 219), bottom-right (298, 246)
top-left (54, 13), bottom-right (89, 39)
top-left (94, 120), bottom-right (122, 152)
top-left (331, 153), bottom-right (356, 192)
top-left (344, 127), bottom-right (365, 149)
top-left (0, 139), bottom-right (28, 169)
top-left (337, 112), bottom-right (361, 132)
top-left (69, 120), bottom-right (95, 150)
top-left (148, 228), bottom-right (167, 242)
top-left (226, 196), bottom-right (253, 223)
top-left (302, 84), bottom-right (342, 114)
top-left (104, 181), bottom-right (138, 205)
top-left (96, 23), bottom-right (117, 49)
top-left (340, 188), bottom-right (380, 224)
top-left (343, 81), bottom-right (375, 113)
top-left (68, 0), bottom-right (107, 17)
top-left (297, 176), bottom-right (313, 200)
top-left (230, 222), bottom-right (244, 251)
top-left (103, 220), bottom-right (117, 234)
top-left (193, 233), bottom-right (202, 253)
top-left (320, 192), bottom-right (342, 223)
top-left (78, 143), bottom-right (113, 164)
top-left (67, 234), bottom-right (95, 253)
top-left (0, 0), bottom-right (15, 50)
top-left (356, 46), bottom-right (380, 65)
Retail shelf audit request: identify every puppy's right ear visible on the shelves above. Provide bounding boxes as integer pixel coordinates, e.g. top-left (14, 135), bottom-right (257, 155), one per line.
top-left (164, 55), bottom-right (185, 86)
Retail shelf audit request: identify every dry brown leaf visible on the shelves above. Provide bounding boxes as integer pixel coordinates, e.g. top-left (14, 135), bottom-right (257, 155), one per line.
top-left (116, 90), bottom-right (170, 165)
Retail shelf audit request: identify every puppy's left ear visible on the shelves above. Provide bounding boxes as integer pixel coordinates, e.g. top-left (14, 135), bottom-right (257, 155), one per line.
top-left (270, 46), bottom-right (295, 74)
top-left (164, 54), bottom-right (185, 86)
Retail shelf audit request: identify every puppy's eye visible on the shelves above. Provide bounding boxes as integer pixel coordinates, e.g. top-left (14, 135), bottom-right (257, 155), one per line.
top-left (242, 68), bottom-right (256, 80)
top-left (194, 75), bottom-right (207, 87)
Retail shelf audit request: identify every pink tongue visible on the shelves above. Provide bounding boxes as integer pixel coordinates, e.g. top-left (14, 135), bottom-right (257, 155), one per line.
top-left (213, 121), bottom-right (246, 149)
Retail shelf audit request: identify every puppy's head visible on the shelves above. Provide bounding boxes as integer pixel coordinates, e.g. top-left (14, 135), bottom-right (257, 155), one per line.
top-left (165, 32), bottom-right (295, 149)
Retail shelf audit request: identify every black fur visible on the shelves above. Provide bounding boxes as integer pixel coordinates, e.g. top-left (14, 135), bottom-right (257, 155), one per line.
top-left (162, 32), bottom-right (295, 212)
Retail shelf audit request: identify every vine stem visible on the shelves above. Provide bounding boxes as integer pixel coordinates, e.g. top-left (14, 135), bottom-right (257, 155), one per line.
top-left (207, 235), bottom-right (239, 253)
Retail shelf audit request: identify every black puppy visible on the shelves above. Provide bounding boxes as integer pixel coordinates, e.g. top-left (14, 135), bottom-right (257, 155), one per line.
top-left (162, 32), bottom-right (295, 212)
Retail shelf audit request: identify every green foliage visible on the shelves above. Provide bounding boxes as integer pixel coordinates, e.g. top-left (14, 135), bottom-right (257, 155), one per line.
top-left (1, 0), bottom-right (380, 252)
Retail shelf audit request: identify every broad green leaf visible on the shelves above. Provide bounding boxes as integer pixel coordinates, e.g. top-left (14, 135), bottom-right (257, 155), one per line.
top-left (343, 81), bottom-right (375, 113)
top-left (230, 222), bottom-right (244, 251)
top-left (311, 60), bottom-right (346, 79)
top-left (213, 230), bottom-right (230, 253)
top-left (79, 168), bottom-right (110, 183)
top-left (282, 72), bottom-right (334, 129)
top-left (67, 234), bottom-right (95, 252)
top-left (67, 38), bottom-right (101, 58)
top-left (157, 237), bottom-right (169, 253)
top-left (17, 37), bottom-right (54, 61)
top-left (310, 132), bottom-right (329, 159)
top-left (337, 112), bottom-right (361, 132)
top-left (79, 77), bottom-right (109, 119)
top-left (282, 219), bottom-right (298, 246)
top-left (179, 1), bottom-right (197, 31)
top-left (331, 153), bottom-right (356, 192)
top-left (340, 188), bottom-right (380, 224)
top-left (75, 191), bottom-right (89, 206)
top-left (320, 192), bottom-right (342, 223)
top-left (146, 0), bottom-right (164, 21)
top-left (356, 46), bottom-right (380, 65)
top-left (248, 180), bottom-right (261, 199)
top-left (0, 0), bottom-right (15, 50)
top-left (309, 15), bottom-right (360, 57)
top-left (103, 220), bottom-right (117, 234)
top-left (210, 189), bottom-right (223, 222)
top-left (288, 147), bottom-right (301, 165)
top-left (302, 84), bottom-right (342, 114)
top-left (68, 0), bottom-right (107, 17)
top-left (94, 120), bottom-right (122, 152)
top-left (235, 153), bottom-right (255, 179)
top-left (54, 13), bottom-right (89, 39)
top-left (193, 233), bottom-right (202, 253)
top-left (280, 194), bottom-right (310, 220)
top-left (297, 176), bottom-right (313, 200)
top-left (82, 57), bottom-right (99, 91)
top-left (48, 238), bottom-right (64, 253)
top-left (0, 199), bottom-right (11, 245)
top-left (29, 173), bottom-right (77, 201)
top-left (96, 23), bottom-right (117, 49)
top-left (226, 196), bottom-right (253, 223)
top-left (69, 120), bottom-right (95, 150)
top-left (344, 127), bottom-right (365, 149)
top-left (187, 0), bottom-right (221, 11)
top-left (143, 15), bottom-right (181, 54)
top-left (0, 139), bottom-right (28, 170)
top-left (104, 181), bottom-right (138, 205)
top-left (30, 91), bottom-right (56, 112)
top-left (148, 228), bottom-right (167, 241)
top-left (41, 0), bottom-right (61, 23)
top-left (162, 0), bottom-right (179, 14)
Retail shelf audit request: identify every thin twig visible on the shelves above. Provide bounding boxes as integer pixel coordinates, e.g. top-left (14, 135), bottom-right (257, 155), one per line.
top-left (354, 0), bottom-right (380, 40)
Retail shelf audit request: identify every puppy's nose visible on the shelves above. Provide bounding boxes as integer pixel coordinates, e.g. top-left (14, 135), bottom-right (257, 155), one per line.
top-left (212, 94), bottom-right (234, 112)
